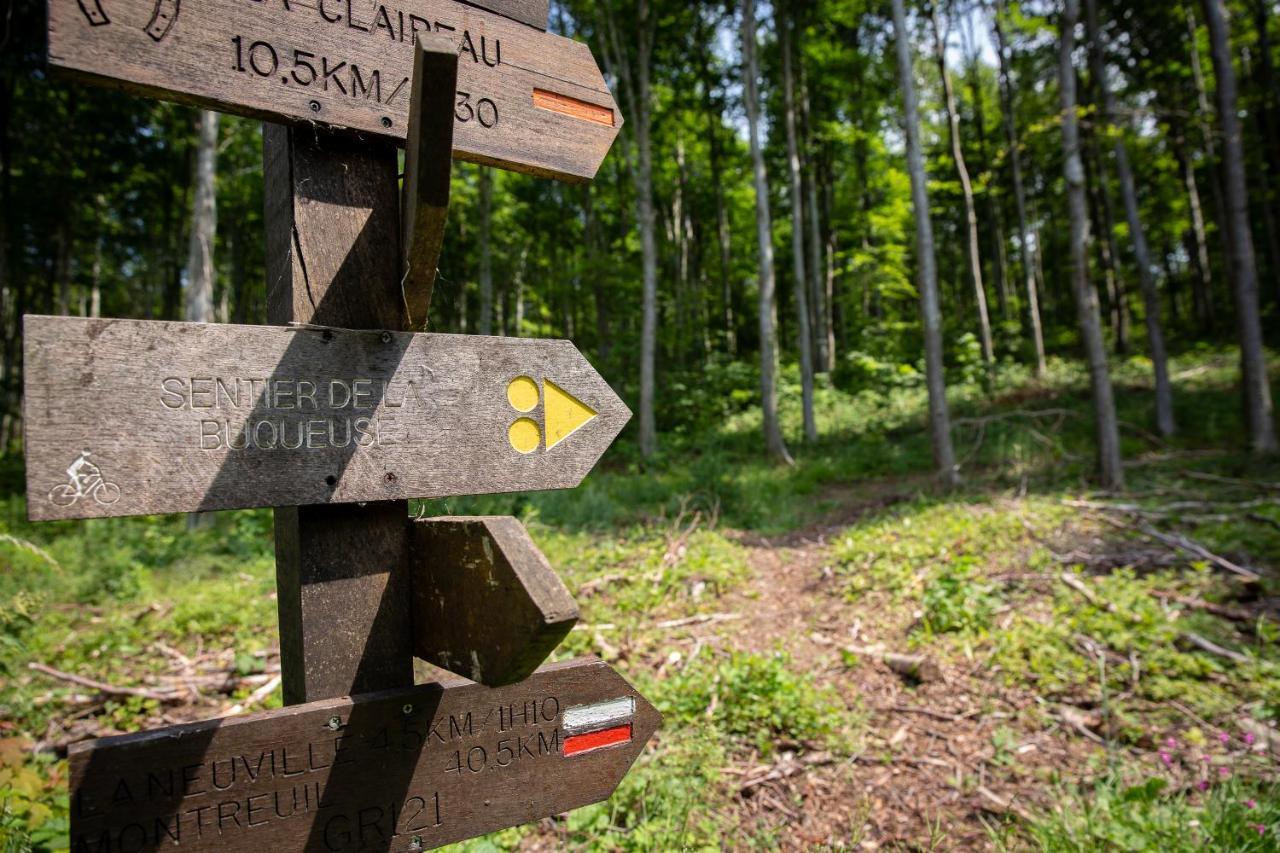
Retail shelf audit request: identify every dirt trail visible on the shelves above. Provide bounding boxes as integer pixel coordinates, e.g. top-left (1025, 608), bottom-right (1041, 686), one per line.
top-left (701, 495), bottom-right (1099, 850)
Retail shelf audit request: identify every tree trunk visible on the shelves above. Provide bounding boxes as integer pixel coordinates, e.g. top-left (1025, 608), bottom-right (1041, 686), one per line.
top-left (477, 166), bottom-right (493, 336)
top-left (931, 3), bottom-right (994, 380)
top-left (1086, 0), bottom-right (1174, 435)
top-left (1060, 0), bottom-right (1124, 488)
top-left (1201, 0), bottom-right (1278, 452)
top-left (743, 0), bottom-right (792, 464)
top-left (1084, 125), bottom-right (1130, 355)
top-left (634, 0), bottom-right (658, 458)
top-left (1085, 146), bottom-right (1125, 354)
top-left (184, 110), bottom-right (219, 325)
top-left (699, 44), bottom-right (735, 356)
top-left (801, 66), bottom-right (833, 373)
top-left (779, 3), bottom-right (816, 442)
top-left (583, 184), bottom-right (610, 362)
top-left (1188, 4), bottom-right (1235, 302)
top-left (1175, 134), bottom-right (1215, 331)
top-left (893, 0), bottom-right (958, 486)
top-left (993, 0), bottom-right (1046, 377)
top-left (185, 108), bottom-right (219, 530)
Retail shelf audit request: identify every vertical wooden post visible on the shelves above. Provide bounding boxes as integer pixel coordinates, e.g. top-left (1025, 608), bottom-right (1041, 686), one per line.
top-left (263, 125), bottom-right (415, 705)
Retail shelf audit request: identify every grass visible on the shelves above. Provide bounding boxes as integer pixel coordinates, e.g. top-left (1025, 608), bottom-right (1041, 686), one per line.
top-left (1, 347), bottom-right (1278, 850)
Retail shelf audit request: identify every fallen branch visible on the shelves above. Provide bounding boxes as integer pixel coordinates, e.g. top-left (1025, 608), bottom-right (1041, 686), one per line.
top-left (878, 704), bottom-right (978, 722)
top-left (976, 785), bottom-right (1035, 823)
top-left (1058, 572), bottom-right (1112, 610)
top-left (1085, 510), bottom-right (1261, 582)
top-left (1180, 632), bottom-right (1250, 665)
top-left (652, 612), bottom-right (740, 630)
top-left (1151, 591), bottom-right (1253, 623)
top-left (28, 662), bottom-right (181, 703)
top-left (575, 573), bottom-right (629, 597)
top-left (845, 645), bottom-right (943, 683)
top-left (1185, 470), bottom-right (1280, 492)
top-left (224, 674), bottom-right (282, 716)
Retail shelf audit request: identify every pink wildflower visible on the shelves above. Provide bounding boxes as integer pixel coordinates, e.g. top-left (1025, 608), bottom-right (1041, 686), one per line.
top-left (1166, 736), bottom-right (1179, 749)
top-left (1160, 751), bottom-right (1173, 767)
top-left (1244, 732), bottom-right (1257, 746)
top-left (1197, 780), bottom-right (1210, 792)
top-left (1254, 824), bottom-right (1267, 836)
top-left (1247, 800), bottom-right (1258, 809)
top-left (1218, 732), bottom-right (1231, 745)
top-left (1218, 767), bottom-right (1230, 778)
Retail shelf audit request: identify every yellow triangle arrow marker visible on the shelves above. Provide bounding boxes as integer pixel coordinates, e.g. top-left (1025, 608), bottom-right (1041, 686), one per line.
top-left (544, 379), bottom-right (597, 450)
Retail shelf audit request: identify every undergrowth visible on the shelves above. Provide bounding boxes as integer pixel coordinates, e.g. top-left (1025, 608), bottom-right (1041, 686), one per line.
top-left (1, 349), bottom-right (1277, 850)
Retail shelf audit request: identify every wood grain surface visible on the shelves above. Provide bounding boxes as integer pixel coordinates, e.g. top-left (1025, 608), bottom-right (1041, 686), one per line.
top-left (48, 0), bottom-right (621, 181)
top-left (22, 315), bottom-right (630, 520)
top-left (401, 34), bottom-right (459, 327)
top-left (265, 124), bottom-right (419, 708)
top-left (68, 657), bottom-right (660, 852)
top-left (411, 517), bottom-right (578, 687)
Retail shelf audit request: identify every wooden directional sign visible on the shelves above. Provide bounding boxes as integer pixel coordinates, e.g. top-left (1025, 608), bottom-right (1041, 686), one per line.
top-left (23, 315), bottom-right (629, 520)
top-left (68, 657), bottom-right (659, 852)
top-left (48, 0), bottom-right (622, 181)
top-left (412, 517), bottom-right (578, 687)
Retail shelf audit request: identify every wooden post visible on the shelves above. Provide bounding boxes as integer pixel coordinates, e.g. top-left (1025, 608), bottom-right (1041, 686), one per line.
top-left (263, 125), bottom-right (414, 705)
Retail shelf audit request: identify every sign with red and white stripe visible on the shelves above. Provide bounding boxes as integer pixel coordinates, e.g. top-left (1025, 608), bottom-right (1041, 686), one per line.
top-left (67, 658), bottom-right (659, 852)
top-left (563, 696), bottom-right (636, 757)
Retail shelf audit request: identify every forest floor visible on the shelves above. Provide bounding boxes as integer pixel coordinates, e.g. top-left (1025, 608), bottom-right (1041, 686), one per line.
top-left (1, 351), bottom-right (1279, 850)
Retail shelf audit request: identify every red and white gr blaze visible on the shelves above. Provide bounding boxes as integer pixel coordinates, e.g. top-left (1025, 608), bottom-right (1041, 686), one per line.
top-left (561, 696), bottom-right (635, 757)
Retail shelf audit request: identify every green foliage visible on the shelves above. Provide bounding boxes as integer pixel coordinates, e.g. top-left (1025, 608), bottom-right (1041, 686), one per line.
top-left (1020, 775), bottom-right (1280, 851)
top-left (920, 557), bottom-right (1000, 637)
top-left (660, 651), bottom-right (849, 757)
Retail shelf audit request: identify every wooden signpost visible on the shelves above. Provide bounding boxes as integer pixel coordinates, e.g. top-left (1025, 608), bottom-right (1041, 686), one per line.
top-left (23, 316), bottom-right (629, 520)
top-left (32, 0), bottom-right (647, 848)
top-left (68, 658), bottom-right (659, 852)
top-left (47, 0), bottom-right (621, 181)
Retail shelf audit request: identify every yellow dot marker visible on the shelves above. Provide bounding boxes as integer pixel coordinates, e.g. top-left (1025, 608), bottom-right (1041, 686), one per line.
top-left (508, 417), bottom-right (541, 454)
top-left (507, 376), bottom-right (539, 412)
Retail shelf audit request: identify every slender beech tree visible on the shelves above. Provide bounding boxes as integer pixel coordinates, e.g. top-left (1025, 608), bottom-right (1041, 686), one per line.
top-left (1085, 0), bottom-right (1174, 436)
top-left (477, 166), bottom-right (494, 336)
top-left (930, 2), bottom-right (993, 380)
top-left (1060, 0), bottom-right (1124, 488)
top-left (992, 0), bottom-right (1046, 377)
top-left (1200, 0), bottom-right (1278, 452)
top-left (892, 0), bottom-right (957, 486)
top-left (185, 108), bottom-right (218, 529)
top-left (184, 110), bottom-right (218, 325)
top-left (742, 0), bottom-right (792, 464)
top-left (779, 2), bottom-right (816, 442)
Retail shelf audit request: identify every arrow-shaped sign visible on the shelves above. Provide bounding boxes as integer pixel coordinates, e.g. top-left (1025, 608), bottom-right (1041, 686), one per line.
top-left (22, 315), bottom-right (630, 520)
top-left (68, 657), bottom-right (660, 852)
top-left (412, 516), bottom-right (578, 687)
top-left (47, 0), bottom-right (622, 181)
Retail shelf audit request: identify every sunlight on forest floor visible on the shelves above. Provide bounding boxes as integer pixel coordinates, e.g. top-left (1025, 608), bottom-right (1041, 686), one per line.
top-left (1, 350), bottom-right (1278, 850)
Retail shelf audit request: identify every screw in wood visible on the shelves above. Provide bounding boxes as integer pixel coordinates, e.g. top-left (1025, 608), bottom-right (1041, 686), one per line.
top-left (326, 715), bottom-right (341, 731)
top-left (309, 100), bottom-right (321, 112)
top-left (402, 703), bottom-right (413, 715)
top-left (381, 117), bottom-right (393, 128)
top-left (381, 331), bottom-right (392, 343)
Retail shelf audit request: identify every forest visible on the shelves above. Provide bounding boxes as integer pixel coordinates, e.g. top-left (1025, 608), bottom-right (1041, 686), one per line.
top-left (1, 0), bottom-right (1279, 849)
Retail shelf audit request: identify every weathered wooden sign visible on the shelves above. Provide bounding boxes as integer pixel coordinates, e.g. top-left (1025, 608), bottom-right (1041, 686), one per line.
top-left (23, 316), bottom-right (629, 520)
top-left (412, 517), bottom-right (578, 686)
top-left (48, 0), bottom-right (622, 181)
top-left (69, 657), bottom-right (659, 852)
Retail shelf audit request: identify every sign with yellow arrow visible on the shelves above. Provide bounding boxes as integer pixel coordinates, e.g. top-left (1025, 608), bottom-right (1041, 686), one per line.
top-left (22, 316), bottom-right (630, 520)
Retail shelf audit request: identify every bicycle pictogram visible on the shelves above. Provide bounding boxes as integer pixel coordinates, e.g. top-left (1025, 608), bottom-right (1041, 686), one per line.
top-left (48, 451), bottom-right (122, 508)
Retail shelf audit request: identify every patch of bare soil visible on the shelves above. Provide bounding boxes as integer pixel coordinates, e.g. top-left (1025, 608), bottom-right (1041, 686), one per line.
top-left (699, 495), bottom-right (1101, 850)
